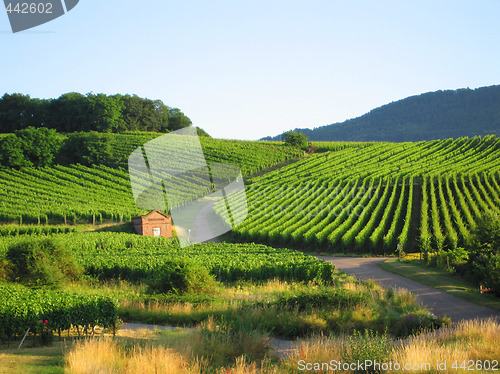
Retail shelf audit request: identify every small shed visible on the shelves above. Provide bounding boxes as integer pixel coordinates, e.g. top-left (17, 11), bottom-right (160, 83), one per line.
top-left (133, 210), bottom-right (172, 238)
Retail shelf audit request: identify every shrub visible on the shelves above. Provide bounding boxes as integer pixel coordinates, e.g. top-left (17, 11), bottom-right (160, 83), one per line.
top-left (434, 248), bottom-right (469, 273)
top-left (393, 310), bottom-right (446, 337)
top-left (147, 260), bottom-right (220, 295)
top-left (5, 238), bottom-right (82, 287)
top-left (466, 210), bottom-right (500, 294)
top-left (282, 131), bottom-right (308, 148)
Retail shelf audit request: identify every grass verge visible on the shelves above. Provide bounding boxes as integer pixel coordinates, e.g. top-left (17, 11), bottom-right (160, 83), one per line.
top-left (379, 259), bottom-right (500, 311)
top-left (0, 344), bottom-right (66, 374)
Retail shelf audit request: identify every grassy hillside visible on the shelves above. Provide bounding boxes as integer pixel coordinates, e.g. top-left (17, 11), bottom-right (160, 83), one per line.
top-left (263, 85), bottom-right (500, 142)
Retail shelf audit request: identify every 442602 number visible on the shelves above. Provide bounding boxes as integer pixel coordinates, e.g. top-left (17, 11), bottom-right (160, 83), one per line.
top-left (5, 2), bottom-right (53, 14)
top-left (452, 360), bottom-right (498, 371)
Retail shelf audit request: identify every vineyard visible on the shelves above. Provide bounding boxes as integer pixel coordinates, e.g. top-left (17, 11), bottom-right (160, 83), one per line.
top-left (228, 136), bottom-right (500, 253)
top-left (0, 134), bottom-right (303, 224)
top-left (0, 283), bottom-right (118, 343)
top-left (0, 164), bottom-right (143, 224)
top-left (0, 135), bottom-right (498, 252)
top-left (0, 233), bottom-right (334, 344)
top-left (109, 132), bottom-right (304, 175)
top-left (0, 233), bottom-right (334, 284)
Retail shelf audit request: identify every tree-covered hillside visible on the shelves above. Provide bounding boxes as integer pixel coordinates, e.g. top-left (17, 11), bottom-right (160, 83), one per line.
top-left (263, 85), bottom-right (500, 142)
top-left (0, 92), bottom-right (192, 133)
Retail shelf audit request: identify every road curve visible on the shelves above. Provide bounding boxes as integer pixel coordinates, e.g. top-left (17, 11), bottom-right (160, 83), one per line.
top-left (319, 256), bottom-right (500, 322)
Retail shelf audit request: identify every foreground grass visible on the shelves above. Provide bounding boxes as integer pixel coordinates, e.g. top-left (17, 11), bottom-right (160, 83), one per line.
top-left (3, 319), bottom-right (498, 373)
top-left (0, 344), bottom-right (65, 374)
top-left (379, 259), bottom-right (500, 311)
top-left (66, 318), bottom-right (499, 373)
top-left (286, 318), bottom-right (500, 374)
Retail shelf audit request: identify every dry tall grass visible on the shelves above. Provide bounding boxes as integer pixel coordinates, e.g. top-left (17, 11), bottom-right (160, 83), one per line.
top-left (65, 338), bottom-right (278, 374)
top-left (65, 316), bottom-right (499, 374)
top-left (392, 318), bottom-right (500, 373)
top-left (65, 321), bottom-right (273, 374)
top-left (282, 318), bottom-right (499, 373)
top-left (66, 338), bottom-right (201, 374)
top-left (65, 339), bottom-right (125, 373)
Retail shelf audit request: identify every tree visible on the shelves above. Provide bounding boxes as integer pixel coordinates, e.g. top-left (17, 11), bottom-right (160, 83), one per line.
top-left (118, 95), bottom-right (169, 132)
top-left (0, 134), bottom-right (31, 168)
top-left (46, 92), bottom-right (89, 132)
top-left (15, 127), bottom-right (62, 167)
top-left (167, 107), bottom-right (192, 131)
top-left (87, 93), bottom-right (125, 132)
top-left (466, 210), bottom-right (500, 293)
top-left (0, 92), bottom-right (193, 134)
top-left (282, 131), bottom-right (308, 148)
top-left (0, 93), bottom-right (43, 132)
top-left (60, 132), bottom-right (114, 166)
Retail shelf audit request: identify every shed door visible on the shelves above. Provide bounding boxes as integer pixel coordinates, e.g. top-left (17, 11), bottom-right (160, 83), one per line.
top-left (153, 227), bottom-right (161, 237)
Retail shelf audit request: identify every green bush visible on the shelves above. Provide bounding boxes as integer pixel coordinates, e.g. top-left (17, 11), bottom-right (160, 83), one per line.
top-left (466, 211), bottom-right (500, 294)
top-left (281, 131), bottom-right (308, 148)
top-left (433, 248), bottom-right (469, 273)
top-left (147, 260), bottom-right (220, 295)
top-left (0, 283), bottom-right (119, 342)
top-left (393, 310), bottom-right (445, 337)
top-left (5, 238), bottom-right (82, 287)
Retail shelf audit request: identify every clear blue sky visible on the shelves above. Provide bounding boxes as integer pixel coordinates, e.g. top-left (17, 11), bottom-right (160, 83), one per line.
top-left (1, 0), bottom-right (500, 140)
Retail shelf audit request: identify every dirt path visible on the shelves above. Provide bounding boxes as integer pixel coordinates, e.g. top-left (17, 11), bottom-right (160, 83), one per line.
top-left (319, 256), bottom-right (500, 322)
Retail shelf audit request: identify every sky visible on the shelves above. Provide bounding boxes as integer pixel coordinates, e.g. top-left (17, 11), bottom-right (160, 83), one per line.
top-left (1, 0), bottom-right (500, 140)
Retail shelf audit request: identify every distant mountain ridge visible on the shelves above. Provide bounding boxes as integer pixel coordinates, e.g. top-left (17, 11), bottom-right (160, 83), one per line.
top-left (262, 85), bottom-right (500, 142)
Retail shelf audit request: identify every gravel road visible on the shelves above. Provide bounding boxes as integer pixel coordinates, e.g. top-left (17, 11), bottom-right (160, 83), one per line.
top-left (319, 256), bottom-right (500, 322)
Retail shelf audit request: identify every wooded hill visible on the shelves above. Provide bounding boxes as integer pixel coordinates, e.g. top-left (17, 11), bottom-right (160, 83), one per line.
top-left (0, 92), bottom-right (192, 133)
top-left (263, 85), bottom-right (500, 142)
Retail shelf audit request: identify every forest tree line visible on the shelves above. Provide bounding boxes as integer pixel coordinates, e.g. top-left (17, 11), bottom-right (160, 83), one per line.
top-left (0, 92), bottom-right (192, 133)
